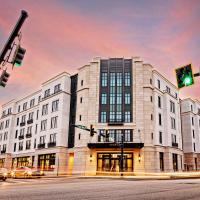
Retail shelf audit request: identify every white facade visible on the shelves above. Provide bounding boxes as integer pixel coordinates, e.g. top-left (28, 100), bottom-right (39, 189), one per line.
top-left (0, 72), bottom-right (71, 174)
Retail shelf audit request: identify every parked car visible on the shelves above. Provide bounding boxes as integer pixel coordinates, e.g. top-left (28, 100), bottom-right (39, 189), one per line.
top-left (11, 166), bottom-right (44, 178)
top-left (0, 168), bottom-right (8, 181)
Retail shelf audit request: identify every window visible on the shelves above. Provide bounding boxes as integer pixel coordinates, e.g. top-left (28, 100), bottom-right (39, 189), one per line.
top-left (20, 128), bottom-right (25, 136)
top-left (171, 117), bottom-right (176, 129)
top-left (18, 105), bottom-right (21, 112)
top-left (170, 101), bottom-right (175, 113)
top-left (41, 120), bottom-right (47, 131)
top-left (5, 120), bottom-right (10, 128)
top-left (150, 96), bottom-right (153, 102)
top-left (125, 111), bottom-right (131, 122)
top-left (50, 133), bottom-right (56, 143)
top-left (194, 143), bottom-right (196, 152)
top-left (27, 126), bottom-right (32, 134)
top-left (158, 96), bottom-right (161, 108)
top-left (15, 130), bottom-right (18, 138)
top-left (0, 134), bottom-right (2, 141)
top-left (81, 80), bottom-right (83, 86)
top-left (124, 130), bottom-right (132, 142)
top-left (0, 122), bottom-right (4, 130)
top-left (166, 86), bottom-right (170, 93)
top-left (172, 134), bottom-right (176, 143)
top-left (193, 130), bottom-right (195, 138)
top-left (192, 117), bottom-right (194, 126)
top-left (23, 102), bottom-right (27, 110)
top-left (3, 132), bottom-right (8, 141)
top-left (157, 80), bottom-right (160, 89)
top-left (52, 100), bottom-right (59, 112)
top-left (78, 133), bottom-right (81, 140)
top-left (191, 105), bottom-right (193, 112)
top-left (26, 140), bottom-right (31, 150)
top-left (16, 118), bottom-right (19, 126)
top-left (198, 108), bottom-right (200, 115)
top-left (42, 104), bottom-right (48, 115)
top-left (38, 154), bottom-right (56, 171)
top-left (160, 152), bottom-right (164, 171)
top-left (100, 112), bottom-right (107, 123)
top-left (34, 139), bottom-right (36, 148)
top-left (35, 124), bottom-right (38, 134)
top-left (80, 97), bottom-right (83, 103)
top-left (159, 113), bottom-right (162, 126)
top-left (101, 93), bottom-right (107, 104)
top-left (54, 84), bottom-right (61, 93)
top-left (44, 89), bottom-right (50, 98)
top-left (39, 136), bottom-right (45, 144)
top-left (36, 110), bottom-right (39, 120)
top-left (125, 93), bottom-right (131, 104)
top-left (28, 112), bottom-right (34, 120)
top-left (159, 131), bottom-right (162, 144)
top-left (8, 108), bottom-right (12, 114)
top-left (151, 114), bottom-right (153, 120)
top-left (50, 116), bottom-right (58, 129)
top-left (30, 99), bottom-right (35, 108)
top-left (101, 73), bottom-right (107, 87)
top-left (19, 142), bottom-right (23, 151)
top-left (79, 115), bottom-right (82, 121)
top-left (125, 72), bottom-right (131, 86)
top-left (21, 115), bottom-right (26, 123)
top-left (150, 78), bottom-right (152, 84)
top-left (172, 154), bottom-right (178, 171)
top-left (14, 143), bottom-right (16, 152)
top-left (38, 96), bottom-right (41, 103)
top-left (2, 144), bottom-right (6, 152)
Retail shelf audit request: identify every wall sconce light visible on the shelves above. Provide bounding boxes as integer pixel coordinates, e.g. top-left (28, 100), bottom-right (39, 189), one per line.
top-left (90, 154), bottom-right (93, 162)
top-left (138, 153), bottom-right (141, 162)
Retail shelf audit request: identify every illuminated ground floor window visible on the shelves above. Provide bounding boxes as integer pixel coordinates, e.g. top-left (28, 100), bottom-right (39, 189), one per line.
top-left (12, 156), bottom-right (34, 168)
top-left (97, 152), bottom-right (133, 172)
top-left (0, 158), bottom-right (5, 168)
top-left (38, 153), bottom-right (56, 171)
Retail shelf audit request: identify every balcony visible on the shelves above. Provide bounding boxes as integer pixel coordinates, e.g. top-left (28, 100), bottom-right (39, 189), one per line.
top-left (26, 133), bottom-right (32, 138)
top-left (48, 142), bottom-right (56, 148)
top-left (172, 142), bottom-right (178, 148)
top-left (107, 120), bottom-right (124, 126)
top-left (20, 122), bottom-right (25, 127)
top-left (27, 119), bottom-right (33, 124)
top-left (37, 143), bottom-right (45, 149)
top-left (18, 135), bottom-right (24, 140)
top-left (1, 150), bottom-right (6, 154)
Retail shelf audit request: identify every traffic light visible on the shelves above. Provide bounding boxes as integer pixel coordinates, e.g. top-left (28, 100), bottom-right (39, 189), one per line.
top-left (175, 64), bottom-right (194, 88)
top-left (12, 45), bottom-right (26, 67)
top-left (90, 124), bottom-right (95, 137)
top-left (105, 129), bottom-right (109, 142)
top-left (0, 70), bottom-right (10, 87)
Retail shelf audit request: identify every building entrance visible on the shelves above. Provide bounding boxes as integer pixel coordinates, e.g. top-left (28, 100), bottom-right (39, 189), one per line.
top-left (97, 152), bottom-right (133, 172)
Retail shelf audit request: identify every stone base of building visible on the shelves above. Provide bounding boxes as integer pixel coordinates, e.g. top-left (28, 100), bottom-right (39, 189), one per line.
top-left (184, 153), bottom-right (200, 171)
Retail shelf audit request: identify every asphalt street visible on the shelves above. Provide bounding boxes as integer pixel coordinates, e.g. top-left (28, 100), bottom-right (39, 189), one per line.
top-left (1, 177), bottom-right (200, 200)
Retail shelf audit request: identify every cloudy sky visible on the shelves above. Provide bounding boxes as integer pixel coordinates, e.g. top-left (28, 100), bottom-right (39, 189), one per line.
top-left (0, 0), bottom-right (200, 108)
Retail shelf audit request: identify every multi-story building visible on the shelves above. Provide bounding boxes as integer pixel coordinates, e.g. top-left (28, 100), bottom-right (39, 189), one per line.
top-left (0, 57), bottom-right (184, 175)
top-left (181, 98), bottom-right (200, 171)
top-left (0, 72), bottom-right (71, 175)
top-left (72, 57), bottom-right (183, 175)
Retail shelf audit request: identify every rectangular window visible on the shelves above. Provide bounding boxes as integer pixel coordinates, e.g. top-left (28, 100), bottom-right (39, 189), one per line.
top-left (42, 104), bottom-right (48, 115)
top-left (100, 112), bottom-right (107, 123)
top-left (170, 101), bottom-right (175, 113)
top-left (54, 84), bottom-right (61, 93)
top-left (193, 130), bottom-right (195, 138)
top-left (41, 120), bottom-right (47, 131)
top-left (15, 130), bottom-right (18, 138)
top-left (0, 122), bottom-right (4, 130)
top-left (26, 140), bottom-right (31, 150)
top-left (40, 136), bottom-right (45, 144)
top-left (192, 117), bottom-right (194, 126)
top-left (50, 133), bottom-right (56, 143)
top-left (36, 110), bottom-right (39, 120)
top-left (30, 99), bottom-right (35, 108)
top-left (159, 114), bottom-right (162, 126)
top-left (5, 120), bottom-right (10, 128)
top-left (160, 152), bottom-right (164, 171)
top-left (172, 134), bottom-right (177, 143)
top-left (38, 154), bottom-right (56, 171)
top-left (27, 126), bottom-right (32, 134)
top-left (17, 118), bottom-right (19, 126)
top-left (158, 96), bottom-right (161, 108)
top-left (3, 132), bottom-right (8, 141)
top-left (101, 93), bottom-right (107, 104)
top-left (21, 115), bottom-right (26, 123)
top-left (52, 100), bottom-right (59, 112)
top-left (20, 128), bottom-right (25, 136)
top-left (125, 72), bottom-right (131, 86)
top-left (44, 89), bottom-right (50, 98)
top-left (18, 105), bottom-right (21, 113)
top-left (19, 142), bottom-right (23, 151)
top-left (51, 116), bottom-right (58, 129)
top-left (23, 102), bottom-right (27, 110)
top-left (157, 80), bottom-right (160, 89)
top-left (159, 131), bottom-right (162, 144)
top-left (14, 143), bottom-right (16, 152)
top-left (194, 143), bottom-right (196, 152)
top-left (28, 112), bottom-right (34, 120)
top-left (125, 111), bottom-right (131, 123)
top-left (166, 86), bottom-right (171, 93)
top-left (101, 73), bottom-right (107, 87)
top-left (125, 93), bottom-right (131, 104)
top-left (171, 117), bottom-right (176, 129)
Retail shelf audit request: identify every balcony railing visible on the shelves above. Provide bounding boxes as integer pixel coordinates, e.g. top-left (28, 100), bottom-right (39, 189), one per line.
top-left (172, 142), bottom-right (178, 148)
top-left (107, 120), bottom-right (124, 126)
top-left (20, 122), bottom-right (25, 127)
top-left (1, 150), bottom-right (6, 154)
top-left (37, 143), bottom-right (45, 149)
top-left (18, 135), bottom-right (24, 140)
top-left (48, 142), bottom-right (56, 148)
top-left (27, 119), bottom-right (33, 124)
top-left (26, 133), bottom-right (32, 138)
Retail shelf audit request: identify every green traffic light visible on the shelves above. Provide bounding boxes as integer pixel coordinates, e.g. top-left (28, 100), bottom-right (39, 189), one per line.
top-left (14, 62), bottom-right (22, 67)
top-left (183, 76), bottom-right (192, 86)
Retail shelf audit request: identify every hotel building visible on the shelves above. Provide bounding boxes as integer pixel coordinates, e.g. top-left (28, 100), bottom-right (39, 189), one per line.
top-left (0, 57), bottom-right (184, 175)
top-left (181, 98), bottom-right (200, 171)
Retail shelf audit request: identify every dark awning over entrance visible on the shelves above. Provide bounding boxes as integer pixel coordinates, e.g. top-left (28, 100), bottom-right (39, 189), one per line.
top-left (87, 142), bottom-right (144, 149)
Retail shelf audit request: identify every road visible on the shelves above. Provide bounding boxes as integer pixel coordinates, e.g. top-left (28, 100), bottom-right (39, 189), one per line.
top-left (1, 177), bottom-right (200, 200)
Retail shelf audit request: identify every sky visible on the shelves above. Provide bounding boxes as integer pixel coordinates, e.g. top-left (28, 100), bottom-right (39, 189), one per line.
top-left (0, 0), bottom-right (200, 108)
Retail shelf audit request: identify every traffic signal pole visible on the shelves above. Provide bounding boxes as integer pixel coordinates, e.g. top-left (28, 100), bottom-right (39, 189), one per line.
top-left (0, 10), bottom-right (28, 65)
